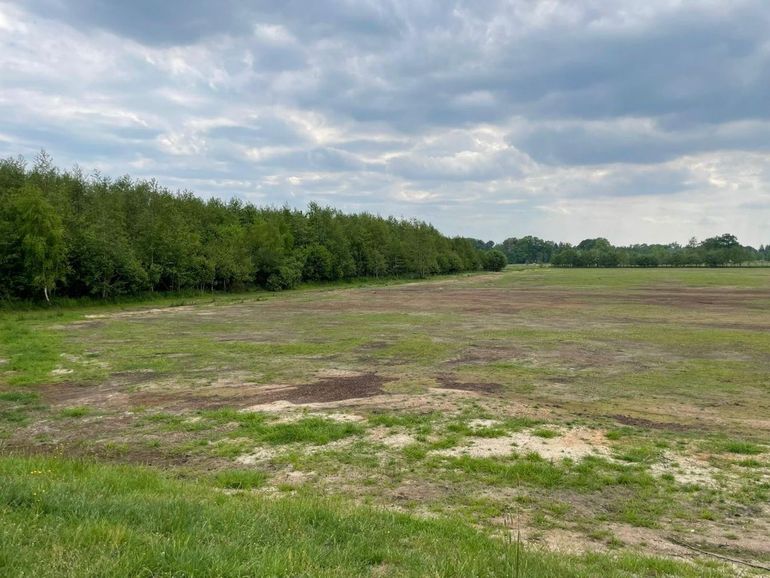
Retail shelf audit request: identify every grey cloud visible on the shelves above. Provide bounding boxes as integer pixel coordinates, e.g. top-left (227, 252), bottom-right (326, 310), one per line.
top-left (510, 121), bottom-right (770, 166)
top-left (20, 0), bottom-right (253, 45)
top-left (3, 0), bottom-right (770, 246)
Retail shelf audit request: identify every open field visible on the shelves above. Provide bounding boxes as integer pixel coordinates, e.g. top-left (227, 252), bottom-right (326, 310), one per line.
top-left (1, 268), bottom-right (769, 576)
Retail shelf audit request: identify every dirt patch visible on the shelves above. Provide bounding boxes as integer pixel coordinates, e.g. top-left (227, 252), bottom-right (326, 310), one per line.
top-left (609, 524), bottom-right (691, 557)
top-left (83, 305), bottom-right (197, 320)
top-left (37, 381), bottom-right (129, 408)
top-left (537, 528), bottom-right (605, 555)
top-left (436, 374), bottom-right (502, 394)
top-left (435, 427), bottom-right (610, 461)
top-left (235, 447), bottom-right (277, 465)
top-left (249, 373), bottom-right (390, 405)
top-left (39, 372), bottom-right (390, 413)
top-left (609, 414), bottom-right (700, 433)
top-left (251, 405), bottom-right (367, 424)
top-left (434, 436), bottom-right (516, 458)
top-left (368, 427), bottom-right (416, 448)
top-left (315, 368), bottom-right (368, 379)
top-left (390, 480), bottom-right (448, 504)
top-left (650, 452), bottom-right (721, 487)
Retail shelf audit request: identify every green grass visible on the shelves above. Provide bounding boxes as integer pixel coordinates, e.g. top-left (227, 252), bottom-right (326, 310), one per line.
top-left (711, 440), bottom-right (765, 455)
top-left (201, 410), bottom-right (363, 446)
top-left (368, 411), bottom-right (436, 429)
top-left (0, 389), bottom-right (44, 428)
top-left (0, 315), bottom-right (70, 386)
top-left (440, 454), bottom-right (662, 496)
top-left (0, 391), bottom-right (40, 403)
top-left (532, 428), bottom-right (559, 439)
top-left (212, 468), bottom-right (268, 490)
top-left (615, 445), bottom-right (662, 464)
top-left (58, 406), bottom-right (93, 418)
top-left (0, 456), bottom-right (727, 577)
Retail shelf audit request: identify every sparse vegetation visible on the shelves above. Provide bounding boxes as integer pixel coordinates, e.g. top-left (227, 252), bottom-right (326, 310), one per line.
top-left (1, 267), bottom-right (768, 576)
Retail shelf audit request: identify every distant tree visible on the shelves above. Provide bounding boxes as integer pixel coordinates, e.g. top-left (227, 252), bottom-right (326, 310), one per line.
top-left (498, 236), bottom-right (557, 264)
top-left (483, 249), bottom-right (507, 271)
top-left (634, 254), bottom-right (659, 268)
top-left (0, 183), bottom-right (66, 301)
top-left (469, 238), bottom-right (495, 251)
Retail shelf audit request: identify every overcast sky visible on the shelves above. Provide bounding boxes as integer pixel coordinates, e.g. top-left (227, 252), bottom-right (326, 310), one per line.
top-left (1, 1), bottom-right (769, 246)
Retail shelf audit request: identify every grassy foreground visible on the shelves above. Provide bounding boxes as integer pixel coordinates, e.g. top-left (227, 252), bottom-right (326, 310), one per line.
top-left (0, 455), bottom-right (725, 577)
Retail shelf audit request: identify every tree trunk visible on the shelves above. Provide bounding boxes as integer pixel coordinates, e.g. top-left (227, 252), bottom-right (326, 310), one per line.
top-left (43, 286), bottom-right (50, 303)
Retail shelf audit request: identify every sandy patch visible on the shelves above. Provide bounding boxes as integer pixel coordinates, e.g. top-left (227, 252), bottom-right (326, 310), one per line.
top-left (316, 368), bottom-right (365, 378)
top-left (275, 470), bottom-right (314, 485)
top-left (435, 436), bottom-right (516, 458)
top-left (316, 411), bottom-right (366, 423)
top-left (650, 452), bottom-right (721, 487)
top-left (608, 524), bottom-right (691, 557)
top-left (468, 419), bottom-right (501, 429)
top-left (242, 399), bottom-right (298, 413)
top-left (537, 528), bottom-right (604, 555)
top-left (51, 367), bottom-right (74, 376)
top-left (239, 400), bottom-right (365, 424)
top-left (84, 306), bottom-right (197, 320)
top-left (368, 426), bottom-right (416, 448)
top-left (235, 446), bottom-right (277, 465)
top-left (435, 427), bottom-right (610, 460)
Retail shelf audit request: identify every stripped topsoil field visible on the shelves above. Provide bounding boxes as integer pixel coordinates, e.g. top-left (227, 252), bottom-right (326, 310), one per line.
top-left (2, 268), bottom-right (769, 576)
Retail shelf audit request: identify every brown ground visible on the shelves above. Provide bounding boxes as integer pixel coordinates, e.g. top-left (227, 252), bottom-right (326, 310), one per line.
top-left (3, 270), bottom-right (769, 574)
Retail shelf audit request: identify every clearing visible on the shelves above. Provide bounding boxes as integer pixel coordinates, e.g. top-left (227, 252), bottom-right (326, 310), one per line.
top-left (1, 268), bottom-right (769, 576)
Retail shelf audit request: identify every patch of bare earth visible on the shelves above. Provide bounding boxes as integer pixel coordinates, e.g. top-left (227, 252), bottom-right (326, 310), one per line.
top-left (435, 427), bottom-right (610, 460)
top-left (435, 373), bottom-right (502, 394)
top-left (368, 426), bottom-right (415, 448)
top-left (242, 373), bottom-right (390, 406)
top-left (609, 413), bottom-right (702, 433)
top-left (83, 305), bottom-right (198, 320)
top-left (650, 452), bottom-right (721, 487)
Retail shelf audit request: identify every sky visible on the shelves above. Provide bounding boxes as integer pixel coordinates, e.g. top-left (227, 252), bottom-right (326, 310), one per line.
top-left (1, 1), bottom-right (769, 246)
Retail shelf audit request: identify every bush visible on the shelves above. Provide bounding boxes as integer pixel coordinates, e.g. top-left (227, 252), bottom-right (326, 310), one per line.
top-left (483, 250), bottom-right (507, 271)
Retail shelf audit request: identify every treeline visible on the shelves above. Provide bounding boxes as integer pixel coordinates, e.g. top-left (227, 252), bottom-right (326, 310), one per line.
top-left (0, 154), bottom-right (505, 302)
top-left (491, 235), bottom-right (769, 267)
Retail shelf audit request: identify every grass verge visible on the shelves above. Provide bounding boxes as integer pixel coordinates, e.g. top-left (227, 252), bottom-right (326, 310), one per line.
top-left (0, 456), bottom-right (730, 577)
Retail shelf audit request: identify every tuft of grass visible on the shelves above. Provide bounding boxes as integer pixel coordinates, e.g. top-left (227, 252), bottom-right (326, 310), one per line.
top-left (615, 445), bottom-right (661, 464)
top-left (213, 469), bottom-right (268, 490)
top-left (713, 440), bottom-right (764, 455)
top-left (403, 443), bottom-right (429, 461)
top-left (532, 428), bottom-right (559, 439)
top-left (736, 459), bottom-right (762, 468)
top-left (260, 418), bottom-right (362, 445)
top-left (58, 406), bottom-right (93, 418)
top-left (605, 427), bottom-right (634, 440)
top-left (0, 408), bottom-right (29, 424)
top-left (0, 389), bottom-right (44, 426)
top-left (0, 391), bottom-right (40, 404)
top-left (201, 410), bottom-right (362, 446)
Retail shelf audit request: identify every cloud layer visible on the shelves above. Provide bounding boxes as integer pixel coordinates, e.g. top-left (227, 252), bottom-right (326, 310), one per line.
top-left (2, 0), bottom-right (769, 245)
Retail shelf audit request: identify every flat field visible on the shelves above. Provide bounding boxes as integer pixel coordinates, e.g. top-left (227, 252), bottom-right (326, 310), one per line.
top-left (1, 268), bottom-right (769, 576)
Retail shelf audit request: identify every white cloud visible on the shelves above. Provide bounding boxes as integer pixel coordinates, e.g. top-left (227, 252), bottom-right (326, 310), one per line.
top-left (1, 0), bottom-right (769, 246)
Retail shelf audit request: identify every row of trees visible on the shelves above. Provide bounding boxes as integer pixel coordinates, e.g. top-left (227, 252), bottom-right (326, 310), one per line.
top-left (0, 154), bottom-right (505, 302)
top-left (494, 235), bottom-right (768, 267)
